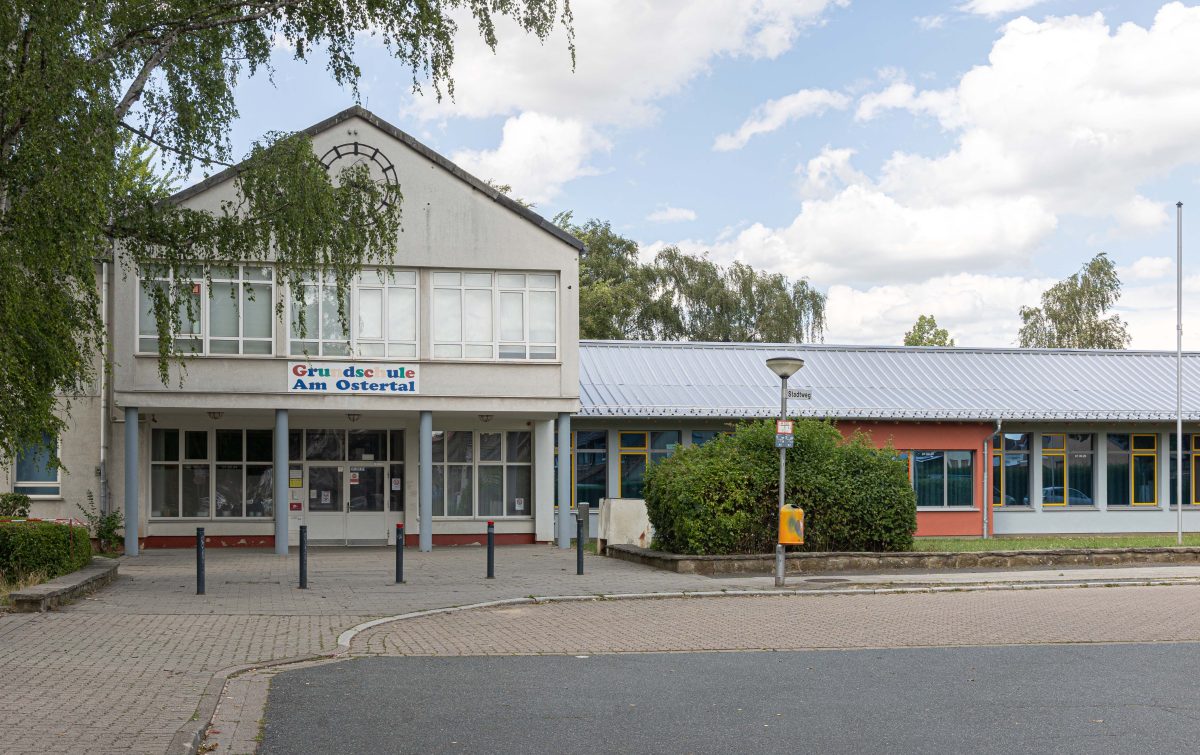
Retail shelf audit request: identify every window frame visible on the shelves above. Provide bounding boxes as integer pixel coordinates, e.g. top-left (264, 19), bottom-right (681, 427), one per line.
top-left (287, 269), bottom-right (420, 359)
top-left (908, 449), bottom-right (975, 509)
top-left (1039, 433), bottom-right (1096, 508)
top-left (150, 428), bottom-right (275, 520)
top-left (991, 433), bottom-right (1032, 508)
top-left (1131, 433), bottom-right (1158, 507)
top-left (138, 264), bottom-right (276, 357)
top-left (13, 432), bottom-right (61, 498)
top-left (430, 270), bottom-right (559, 361)
top-left (432, 430), bottom-right (533, 520)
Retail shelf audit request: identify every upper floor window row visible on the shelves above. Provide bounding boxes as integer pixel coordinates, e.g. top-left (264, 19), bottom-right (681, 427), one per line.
top-left (139, 267), bottom-right (560, 361)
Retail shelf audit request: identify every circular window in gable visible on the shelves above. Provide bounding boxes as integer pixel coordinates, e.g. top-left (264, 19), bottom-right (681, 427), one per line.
top-left (319, 142), bottom-right (400, 210)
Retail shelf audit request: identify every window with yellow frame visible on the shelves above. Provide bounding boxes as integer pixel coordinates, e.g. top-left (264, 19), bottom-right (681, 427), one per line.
top-left (1040, 433), bottom-right (1095, 507)
top-left (991, 433), bottom-right (1031, 507)
top-left (618, 431), bottom-right (681, 498)
top-left (1167, 433), bottom-right (1198, 507)
top-left (553, 431), bottom-right (608, 509)
top-left (1106, 433), bottom-right (1158, 506)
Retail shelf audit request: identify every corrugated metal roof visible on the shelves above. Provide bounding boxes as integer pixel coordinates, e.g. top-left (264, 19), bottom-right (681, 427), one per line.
top-left (579, 341), bottom-right (1200, 421)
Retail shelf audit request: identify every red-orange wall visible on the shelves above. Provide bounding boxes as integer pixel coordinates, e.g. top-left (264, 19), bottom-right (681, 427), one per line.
top-left (837, 421), bottom-right (993, 538)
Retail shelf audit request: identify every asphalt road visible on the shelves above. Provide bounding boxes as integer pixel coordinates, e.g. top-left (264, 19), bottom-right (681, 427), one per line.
top-left (261, 643), bottom-right (1200, 754)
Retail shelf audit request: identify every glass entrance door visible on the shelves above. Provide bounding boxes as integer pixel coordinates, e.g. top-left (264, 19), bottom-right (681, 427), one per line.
top-left (306, 466), bottom-right (344, 542)
top-left (306, 464), bottom-right (388, 544)
top-left (347, 465), bottom-right (386, 543)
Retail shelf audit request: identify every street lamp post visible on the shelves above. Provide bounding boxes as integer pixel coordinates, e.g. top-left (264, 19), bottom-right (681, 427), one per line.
top-left (766, 356), bottom-right (805, 588)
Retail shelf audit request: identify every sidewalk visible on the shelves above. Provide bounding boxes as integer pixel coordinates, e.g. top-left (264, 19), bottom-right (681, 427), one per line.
top-left (7, 544), bottom-right (1200, 754)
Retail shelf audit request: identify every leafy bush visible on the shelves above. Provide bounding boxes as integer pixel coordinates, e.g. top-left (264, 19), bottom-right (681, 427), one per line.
top-left (644, 419), bottom-right (916, 555)
top-left (0, 521), bottom-right (92, 581)
top-left (81, 494), bottom-right (124, 553)
top-left (0, 492), bottom-right (30, 518)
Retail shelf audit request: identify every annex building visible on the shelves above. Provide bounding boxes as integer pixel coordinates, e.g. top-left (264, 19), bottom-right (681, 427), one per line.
top-left (6, 106), bottom-right (1200, 549)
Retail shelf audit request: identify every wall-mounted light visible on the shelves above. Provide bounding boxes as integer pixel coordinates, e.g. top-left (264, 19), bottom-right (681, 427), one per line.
top-left (479, 414), bottom-right (494, 423)
top-left (206, 411), bottom-right (223, 420)
top-left (347, 413), bottom-right (362, 423)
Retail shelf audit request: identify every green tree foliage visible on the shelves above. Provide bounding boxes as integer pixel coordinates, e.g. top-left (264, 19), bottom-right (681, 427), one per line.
top-left (1018, 253), bottom-right (1131, 349)
top-left (0, 1), bottom-right (574, 462)
top-left (903, 314), bottom-right (955, 346)
top-left (644, 420), bottom-right (916, 555)
top-left (558, 215), bottom-right (826, 342)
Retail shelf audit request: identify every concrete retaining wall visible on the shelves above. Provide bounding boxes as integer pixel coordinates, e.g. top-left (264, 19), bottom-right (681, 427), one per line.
top-left (605, 544), bottom-right (1200, 576)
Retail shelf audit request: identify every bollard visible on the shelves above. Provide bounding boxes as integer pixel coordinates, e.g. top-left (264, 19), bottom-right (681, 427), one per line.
top-left (196, 527), bottom-right (205, 596)
top-left (486, 521), bottom-right (495, 579)
top-left (395, 522), bottom-right (405, 584)
top-left (576, 509), bottom-right (584, 576)
top-left (299, 525), bottom-right (308, 589)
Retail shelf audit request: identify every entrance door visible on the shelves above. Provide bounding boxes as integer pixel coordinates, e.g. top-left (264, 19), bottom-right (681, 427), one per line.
top-left (346, 464), bottom-right (387, 544)
top-left (305, 464), bottom-right (388, 544)
top-left (307, 466), bottom-right (344, 544)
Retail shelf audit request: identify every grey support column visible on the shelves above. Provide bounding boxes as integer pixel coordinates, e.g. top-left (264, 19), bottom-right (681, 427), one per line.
top-left (557, 412), bottom-right (571, 549)
top-left (123, 406), bottom-right (139, 556)
top-left (419, 410), bottom-right (433, 552)
top-left (274, 409), bottom-right (289, 555)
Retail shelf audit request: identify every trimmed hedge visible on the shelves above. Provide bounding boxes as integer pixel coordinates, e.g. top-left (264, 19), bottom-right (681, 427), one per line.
top-left (0, 521), bottom-right (92, 581)
top-left (644, 419), bottom-right (916, 555)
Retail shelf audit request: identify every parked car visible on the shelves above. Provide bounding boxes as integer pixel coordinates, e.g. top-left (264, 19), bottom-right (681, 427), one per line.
top-left (1041, 486), bottom-right (1093, 506)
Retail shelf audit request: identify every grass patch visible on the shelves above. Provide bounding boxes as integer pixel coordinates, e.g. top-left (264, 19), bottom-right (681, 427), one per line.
top-left (0, 570), bottom-right (49, 606)
top-left (913, 534), bottom-right (1200, 552)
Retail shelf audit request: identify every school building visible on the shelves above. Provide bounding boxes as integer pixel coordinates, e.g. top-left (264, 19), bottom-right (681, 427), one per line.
top-left (6, 106), bottom-right (1200, 550)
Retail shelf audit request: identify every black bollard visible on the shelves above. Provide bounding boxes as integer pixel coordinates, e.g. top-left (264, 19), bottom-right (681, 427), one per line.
top-left (395, 522), bottom-right (405, 584)
top-left (299, 525), bottom-right (308, 589)
top-left (196, 527), bottom-right (205, 595)
top-left (576, 509), bottom-right (584, 575)
top-left (486, 520), bottom-right (495, 579)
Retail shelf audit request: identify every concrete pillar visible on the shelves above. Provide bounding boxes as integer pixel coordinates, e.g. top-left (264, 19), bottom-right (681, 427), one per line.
top-left (533, 419), bottom-right (555, 542)
top-left (123, 406), bottom-right (139, 556)
top-left (557, 412), bottom-right (571, 549)
top-left (419, 410), bottom-right (433, 552)
top-left (274, 409), bottom-right (289, 555)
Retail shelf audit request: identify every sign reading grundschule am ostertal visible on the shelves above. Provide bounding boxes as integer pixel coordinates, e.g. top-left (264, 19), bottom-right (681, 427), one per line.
top-left (288, 361), bottom-right (419, 395)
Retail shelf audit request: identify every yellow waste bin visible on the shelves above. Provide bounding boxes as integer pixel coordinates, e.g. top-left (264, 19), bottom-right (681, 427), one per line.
top-left (779, 505), bottom-right (804, 545)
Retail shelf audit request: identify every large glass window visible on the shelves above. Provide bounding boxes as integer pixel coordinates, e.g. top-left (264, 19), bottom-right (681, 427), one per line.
top-left (1041, 433), bottom-right (1094, 507)
top-left (1169, 433), bottom-right (1196, 507)
top-left (289, 270), bottom-right (418, 357)
top-left (432, 430), bottom-right (531, 518)
top-left (151, 428), bottom-right (273, 518)
top-left (1108, 433), bottom-right (1158, 506)
top-left (139, 265), bottom-right (274, 355)
top-left (574, 431), bottom-right (608, 509)
top-left (13, 432), bottom-right (59, 497)
top-left (911, 450), bottom-right (973, 507)
top-left (617, 431), bottom-right (681, 499)
top-left (432, 271), bottom-right (558, 360)
top-left (992, 433), bottom-right (1031, 507)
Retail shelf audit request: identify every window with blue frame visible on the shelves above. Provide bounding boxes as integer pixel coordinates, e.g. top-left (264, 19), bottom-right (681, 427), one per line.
top-left (14, 433), bottom-right (59, 496)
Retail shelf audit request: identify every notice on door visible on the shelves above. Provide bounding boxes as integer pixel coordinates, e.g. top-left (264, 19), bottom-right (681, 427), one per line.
top-left (288, 362), bottom-right (419, 395)
top-left (349, 472), bottom-right (360, 485)
top-left (321, 490), bottom-right (331, 504)
top-left (391, 478), bottom-right (402, 491)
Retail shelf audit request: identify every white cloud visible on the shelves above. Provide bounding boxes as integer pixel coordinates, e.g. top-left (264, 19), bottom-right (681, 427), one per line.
top-left (409, 0), bottom-right (848, 125)
top-left (713, 89), bottom-right (851, 151)
top-left (826, 273), bottom-right (1054, 346)
top-left (646, 206), bottom-right (697, 223)
top-left (1122, 256), bottom-right (1173, 281)
top-left (957, 0), bottom-right (1048, 18)
top-left (915, 15), bottom-right (947, 31)
top-left (450, 113), bottom-right (610, 204)
top-left (651, 5), bottom-right (1200, 293)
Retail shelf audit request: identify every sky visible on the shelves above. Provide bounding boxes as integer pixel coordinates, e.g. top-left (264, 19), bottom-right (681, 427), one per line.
top-left (214, 0), bottom-right (1200, 350)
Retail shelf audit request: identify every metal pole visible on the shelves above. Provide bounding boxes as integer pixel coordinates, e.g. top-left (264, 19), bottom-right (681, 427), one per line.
top-left (196, 527), bottom-right (205, 595)
top-left (274, 409), bottom-right (289, 555)
top-left (486, 521), bottom-right (495, 579)
top-left (775, 375), bottom-right (788, 588)
top-left (124, 406), bottom-right (139, 556)
top-left (1178, 201), bottom-right (1185, 546)
top-left (576, 510), bottom-right (584, 575)
top-left (298, 525), bottom-right (308, 589)
top-left (395, 523), bottom-right (405, 584)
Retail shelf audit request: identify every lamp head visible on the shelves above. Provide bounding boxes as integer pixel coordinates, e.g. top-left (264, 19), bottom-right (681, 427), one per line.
top-left (766, 356), bottom-right (805, 379)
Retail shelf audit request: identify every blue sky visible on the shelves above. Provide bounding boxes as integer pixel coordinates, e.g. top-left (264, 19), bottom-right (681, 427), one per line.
top-left (214, 0), bottom-right (1200, 348)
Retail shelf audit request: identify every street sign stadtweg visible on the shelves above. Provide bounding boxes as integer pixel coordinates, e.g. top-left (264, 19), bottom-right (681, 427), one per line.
top-left (787, 387), bottom-right (812, 400)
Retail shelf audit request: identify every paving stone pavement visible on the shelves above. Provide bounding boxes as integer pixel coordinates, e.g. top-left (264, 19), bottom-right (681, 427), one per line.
top-left (353, 584), bottom-right (1200, 656)
top-left (11, 544), bottom-right (1200, 755)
